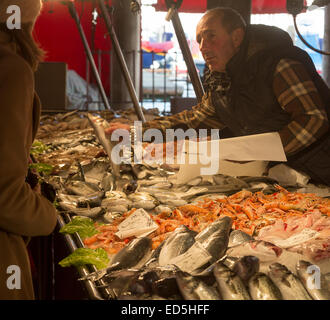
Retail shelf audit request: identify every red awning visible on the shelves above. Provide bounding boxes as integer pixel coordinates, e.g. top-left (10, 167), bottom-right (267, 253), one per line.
top-left (154, 0), bottom-right (303, 14)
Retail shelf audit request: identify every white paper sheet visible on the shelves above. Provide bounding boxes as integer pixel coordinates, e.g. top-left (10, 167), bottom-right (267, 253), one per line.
top-left (176, 132), bottom-right (287, 184)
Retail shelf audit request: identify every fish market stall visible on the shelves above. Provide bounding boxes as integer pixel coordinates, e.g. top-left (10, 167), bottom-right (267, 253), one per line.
top-left (33, 110), bottom-right (330, 300)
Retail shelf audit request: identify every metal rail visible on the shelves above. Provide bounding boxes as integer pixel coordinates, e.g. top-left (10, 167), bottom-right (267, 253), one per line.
top-left (57, 214), bottom-right (104, 300)
top-left (66, 1), bottom-right (111, 111)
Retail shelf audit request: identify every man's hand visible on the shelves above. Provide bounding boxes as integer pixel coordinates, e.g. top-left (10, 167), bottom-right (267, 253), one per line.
top-left (104, 122), bottom-right (131, 136)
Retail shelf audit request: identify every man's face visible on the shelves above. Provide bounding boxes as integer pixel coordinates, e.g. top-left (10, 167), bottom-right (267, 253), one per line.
top-left (196, 15), bottom-right (240, 72)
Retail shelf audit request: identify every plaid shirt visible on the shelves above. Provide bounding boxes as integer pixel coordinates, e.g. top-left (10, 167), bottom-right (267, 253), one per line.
top-left (142, 59), bottom-right (329, 157)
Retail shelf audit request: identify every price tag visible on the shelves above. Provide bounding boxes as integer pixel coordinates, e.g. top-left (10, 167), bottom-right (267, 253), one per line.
top-left (170, 242), bottom-right (212, 273)
top-left (272, 228), bottom-right (320, 248)
top-left (115, 208), bottom-right (159, 239)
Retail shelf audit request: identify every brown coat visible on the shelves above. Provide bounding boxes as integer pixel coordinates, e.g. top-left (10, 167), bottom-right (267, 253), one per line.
top-left (0, 31), bottom-right (58, 300)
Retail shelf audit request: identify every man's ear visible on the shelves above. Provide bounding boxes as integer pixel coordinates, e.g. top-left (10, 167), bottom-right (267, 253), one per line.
top-left (231, 28), bottom-right (245, 49)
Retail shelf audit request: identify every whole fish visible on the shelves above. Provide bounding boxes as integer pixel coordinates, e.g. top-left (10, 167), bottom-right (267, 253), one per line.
top-left (70, 207), bottom-right (105, 219)
top-left (296, 260), bottom-right (330, 300)
top-left (159, 225), bottom-right (197, 266)
top-left (232, 256), bottom-right (260, 285)
top-left (77, 191), bottom-right (105, 208)
top-left (213, 262), bottom-right (251, 300)
top-left (195, 216), bottom-right (232, 262)
top-left (269, 263), bottom-right (312, 300)
top-left (248, 272), bottom-right (283, 300)
top-left (128, 192), bottom-right (159, 210)
top-left (176, 271), bottom-right (221, 300)
top-left (65, 180), bottom-right (100, 196)
top-left (228, 230), bottom-right (253, 248)
top-left (81, 237), bottom-right (152, 282)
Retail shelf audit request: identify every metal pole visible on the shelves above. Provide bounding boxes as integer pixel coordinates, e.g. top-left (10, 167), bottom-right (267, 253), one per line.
top-left (66, 1), bottom-right (111, 111)
top-left (167, 7), bottom-right (205, 103)
top-left (97, 0), bottom-right (146, 123)
top-left (323, 5), bottom-right (330, 87)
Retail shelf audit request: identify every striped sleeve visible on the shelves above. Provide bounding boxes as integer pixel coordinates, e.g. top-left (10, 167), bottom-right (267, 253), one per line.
top-left (273, 58), bottom-right (329, 156)
top-left (142, 93), bottom-right (225, 135)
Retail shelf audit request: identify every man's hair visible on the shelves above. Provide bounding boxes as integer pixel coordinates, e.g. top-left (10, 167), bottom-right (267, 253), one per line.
top-left (205, 7), bottom-right (247, 33)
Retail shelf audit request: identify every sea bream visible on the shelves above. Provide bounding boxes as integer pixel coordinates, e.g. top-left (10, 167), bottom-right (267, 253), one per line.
top-left (268, 263), bottom-right (312, 300)
top-left (296, 260), bottom-right (330, 300)
top-left (195, 216), bottom-right (232, 263)
top-left (213, 262), bottom-right (251, 300)
top-left (158, 225), bottom-right (197, 266)
top-left (228, 230), bottom-right (253, 248)
top-left (81, 237), bottom-right (152, 282)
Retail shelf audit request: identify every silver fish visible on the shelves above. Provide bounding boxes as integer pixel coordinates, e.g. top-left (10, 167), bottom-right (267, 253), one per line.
top-left (213, 262), bottom-right (251, 300)
top-left (76, 191), bottom-right (105, 208)
top-left (81, 237), bottom-right (152, 282)
top-left (269, 263), bottom-right (312, 300)
top-left (65, 180), bottom-right (100, 196)
top-left (70, 207), bottom-right (105, 218)
top-left (228, 230), bottom-right (253, 248)
top-left (296, 260), bottom-right (330, 300)
top-left (159, 225), bottom-right (197, 266)
top-left (195, 216), bottom-right (232, 262)
top-left (248, 272), bottom-right (283, 300)
top-left (176, 271), bottom-right (221, 300)
top-left (213, 175), bottom-right (249, 188)
top-left (128, 192), bottom-right (159, 209)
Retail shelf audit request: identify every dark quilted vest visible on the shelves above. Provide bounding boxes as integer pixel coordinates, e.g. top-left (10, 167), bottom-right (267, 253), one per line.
top-left (214, 25), bottom-right (330, 185)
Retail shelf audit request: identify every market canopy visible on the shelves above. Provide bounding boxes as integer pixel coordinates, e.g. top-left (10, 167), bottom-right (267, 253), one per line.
top-left (153, 0), bottom-right (302, 14)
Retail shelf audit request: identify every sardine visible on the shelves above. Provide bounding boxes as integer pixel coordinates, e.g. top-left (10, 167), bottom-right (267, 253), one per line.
top-left (213, 262), bottom-right (251, 300)
top-left (248, 272), bottom-right (283, 300)
top-left (232, 256), bottom-right (260, 285)
top-left (195, 216), bottom-right (232, 262)
top-left (296, 260), bottom-right (330, 300)
top-left (269, 263), bottom-right (312, 300)
top-left (176, 271), bottom-right (221, 300)
top-left (228, 230), bottom-right (253, 248)
top-left (159, 225), bottom-right (196, 266)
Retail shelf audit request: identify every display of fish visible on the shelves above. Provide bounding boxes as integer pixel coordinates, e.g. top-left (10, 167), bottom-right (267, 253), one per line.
top-left (213, 262), bottom-right (251, 300)
top-left (176, 271), bottom-right (221, 300)
top-left (158, 225), bottom-right (197, 266)
top-left (34, 110), bottom-right (330, 301)
top-left (268, 263), bottom-right (312, 300)
top-left (296, 260), bottom-right (330, 300)
top-left (248, 272), bottom-right (283, 300)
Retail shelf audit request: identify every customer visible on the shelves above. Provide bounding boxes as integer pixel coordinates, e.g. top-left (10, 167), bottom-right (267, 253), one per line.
top-left (106, 7), bottom-right (330, 185)
top-left (0, 0), bottom-right (57, 299)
